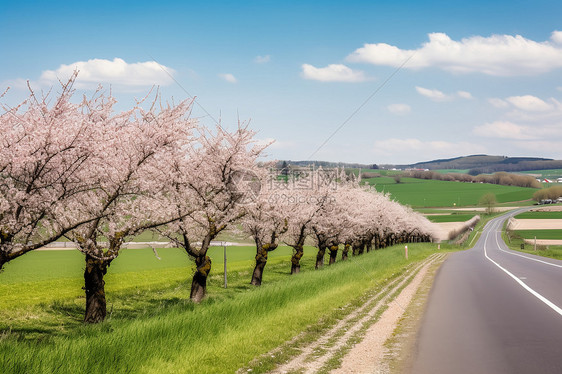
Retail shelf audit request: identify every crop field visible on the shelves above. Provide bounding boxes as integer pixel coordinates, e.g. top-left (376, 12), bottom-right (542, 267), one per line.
top-left (514, 211), bottom-right (562, 219)
top-left (520, 169), bottom-right (562, 179)
top-left (426, 214), bottom-right (477, 223)
top-left (362, 177), bottom-right (536, 207)
top-left (512, 229), bottom-right (562, 240)
top-left (0, 243), bottom-right (453, 374)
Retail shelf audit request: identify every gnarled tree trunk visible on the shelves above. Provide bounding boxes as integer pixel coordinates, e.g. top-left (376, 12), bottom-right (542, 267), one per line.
top-left (315, 244), bottom-right (326, 269)
top-left (191, 255), bottom-right (212, 302)
top-left (291, 245), bottom-right (304, 274)
top-left (341, 243), bottom-right (350, 261)
top-left (251, 242), bottom-right (276, 286)
top-left (84, 254), bottom-right (111, 323)
top-left (328, 244), bottom-right (338, 265)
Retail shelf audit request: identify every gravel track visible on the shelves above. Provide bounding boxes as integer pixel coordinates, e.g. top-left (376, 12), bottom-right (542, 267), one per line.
top-left (265, 253), bottom-right (446, 374)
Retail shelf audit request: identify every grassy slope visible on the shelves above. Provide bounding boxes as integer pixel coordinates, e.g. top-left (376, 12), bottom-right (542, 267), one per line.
top-left (363, 177), bottom-right (535, 207)
top-left (0, 243), bottom-right (453, 374)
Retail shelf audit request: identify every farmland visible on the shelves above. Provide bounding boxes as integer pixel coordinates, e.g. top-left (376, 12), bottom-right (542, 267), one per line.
top-left (0, 243), bottom-right (453, 374)
top-left (363, 176), bottom-right (536, 207)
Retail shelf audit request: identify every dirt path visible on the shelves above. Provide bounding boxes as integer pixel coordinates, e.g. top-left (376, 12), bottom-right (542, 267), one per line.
top-left (258, 253), bottom-right (447, 374)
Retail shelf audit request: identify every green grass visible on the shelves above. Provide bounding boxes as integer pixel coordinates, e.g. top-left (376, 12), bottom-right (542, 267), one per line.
top-left (363, 177), bottom-right (535, 207)
top-left (513, 229), bottom-right (562, 240)
top-left (520, 169), bottom-right (562, 179)
top-left (427, 214), bottom-right (476, 223)
top-left (514, 211), bottom-right (562, 219)
top-left (503, 224), bottom-right (562, 260)
top-left (0, 243), bottom-right (455, 374)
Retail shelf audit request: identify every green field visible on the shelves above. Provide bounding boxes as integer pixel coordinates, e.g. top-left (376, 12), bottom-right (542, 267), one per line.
top-left (515, 211), bottom-right (562, 219)
top-left (521, 169), bottom-right (562, 179)
top-left (513, 229), bottom-right (562, 240)
top-left (0, 243), bottom-right (453, 374)
top-left (427, 214), bottom-right (477, 223)
top-left (363, 177), bottom-right (536, 207)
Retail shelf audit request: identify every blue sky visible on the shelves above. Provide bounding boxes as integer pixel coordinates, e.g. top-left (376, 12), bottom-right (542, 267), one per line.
top-left (2, 0), bottom-right (562, 164)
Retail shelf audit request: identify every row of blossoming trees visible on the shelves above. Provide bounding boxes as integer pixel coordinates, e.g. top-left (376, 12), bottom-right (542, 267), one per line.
top-left (0, 77), bottom-right (436, 323)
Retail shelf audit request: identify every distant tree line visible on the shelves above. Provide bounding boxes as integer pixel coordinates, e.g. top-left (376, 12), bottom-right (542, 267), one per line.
top-left (533, 186), bottom-right (562, 201)
top-left (404, 170), bottom-right (542, 188)
top-left (467, 160), bottom-right (562, 175)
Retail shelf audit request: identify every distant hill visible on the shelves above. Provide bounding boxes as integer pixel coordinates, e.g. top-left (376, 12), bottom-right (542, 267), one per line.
top-left (277, 160), bottom-right (378, 170)
top-left (392, 155), bottom-right (562, 175)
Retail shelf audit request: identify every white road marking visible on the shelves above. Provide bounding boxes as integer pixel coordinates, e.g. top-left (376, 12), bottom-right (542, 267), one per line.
top-left (484, 230), bottom-right (562, 317)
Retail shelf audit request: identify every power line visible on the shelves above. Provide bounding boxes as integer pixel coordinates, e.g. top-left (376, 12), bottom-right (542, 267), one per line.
top-left (307, 53), bottom-right (416, 160)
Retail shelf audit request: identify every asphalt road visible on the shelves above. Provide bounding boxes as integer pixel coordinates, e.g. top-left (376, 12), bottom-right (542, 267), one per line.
top-left (410, 210), bottom-right (562, 374)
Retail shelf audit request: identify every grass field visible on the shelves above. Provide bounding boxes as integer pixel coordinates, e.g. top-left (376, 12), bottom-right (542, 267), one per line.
top-left (362, 177), bottom-right (536, 207)
top-left (426, 214), bottom-right (477, 223)
top-left (514, 211), bottom-right (562, 219)
top-left (520, 169), bottom-right (562, 179)
top-left (512, 229), bottom-right (562, 240)
top-left (0, 243), bottom-right (454, 374)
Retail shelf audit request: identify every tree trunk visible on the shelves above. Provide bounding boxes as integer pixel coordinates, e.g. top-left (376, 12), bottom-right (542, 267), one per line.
top-left (251, 246), bottom-right (268, 286)
top-left (83, 254), bottom-right (110, 324)
top-left (190, 255), bottom-right (212, 302)
top-left (291, 246), bottom-right (303, 274)
top-left (328, 245), bottom-right (338, 265)
top-left (315, 245), bottom-right (326, 269)
top-left (341, 243), bottom-right (350, 261)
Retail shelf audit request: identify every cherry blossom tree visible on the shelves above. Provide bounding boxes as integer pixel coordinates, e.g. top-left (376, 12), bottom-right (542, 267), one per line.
top-left (0, 75), bottom-right (102, 272)
top-left (156, 123), bottom-right (266, 302)
top-left (240, 167), bottom-right (288, 285)
top-left (69, 95), bottom-right (195, 323)
top-left (280, 168), bottom-right (335, 274)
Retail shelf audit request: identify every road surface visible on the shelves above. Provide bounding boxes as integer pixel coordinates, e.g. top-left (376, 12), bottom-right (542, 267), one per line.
top-left (410, 209), bottom-right (562, 374)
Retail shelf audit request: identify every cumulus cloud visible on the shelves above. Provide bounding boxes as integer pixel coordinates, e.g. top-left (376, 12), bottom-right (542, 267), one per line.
top-left (473, 121), bottom-right (536, 140)
top-left (415, 86), bottom-right (450, 101)
top-left (254, 55), bottom-right (271, 63)
top-left (347, 31), bottom-right (562, 76)
top-left (416, 87), bottom-right (473, 101)
top-left (219, 73), bottom-right (237, 83)
top-left (488, 98), bottom-right (510, 108)
top-left (301, 64), bottom-right (367, 82)
top-left (457, 91), bottom-right (473, 99)
top-left (505, 95), bottom-right (552, 112)
top-left (39, 58), bottom-right (175, 88)
top-left (387, 103), bottom-right (411, 115)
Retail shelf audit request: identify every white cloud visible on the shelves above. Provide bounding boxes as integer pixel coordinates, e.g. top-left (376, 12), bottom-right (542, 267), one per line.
top-left (488, 98), bottom-right (509, 108)
top-left (301, 64), bottom-right (367, 82)
top-left (387, 103), bottom-right (411, 115)
top-left (473, 121), bottom-right (536, 140)
top-left (505, 95), bottom-right (552, 111)
top-left (254, 55), bottom-right (271, 63)
top-left (219, 73), bottom-right (237, 83)
top-left (347, 31), bottom-right (562, 76)
top-left (457, 91), bottom-right (473, 99)
top-left (415, 86), bottom-right (450, 101)
top-left (39, 58), bottom-right (175, 88)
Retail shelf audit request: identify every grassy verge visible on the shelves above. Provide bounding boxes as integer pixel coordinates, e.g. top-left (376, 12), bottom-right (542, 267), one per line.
top-left (1, 243), bottom-right (456, 374)
top-left (503, 225), bottom-right (562, 260)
